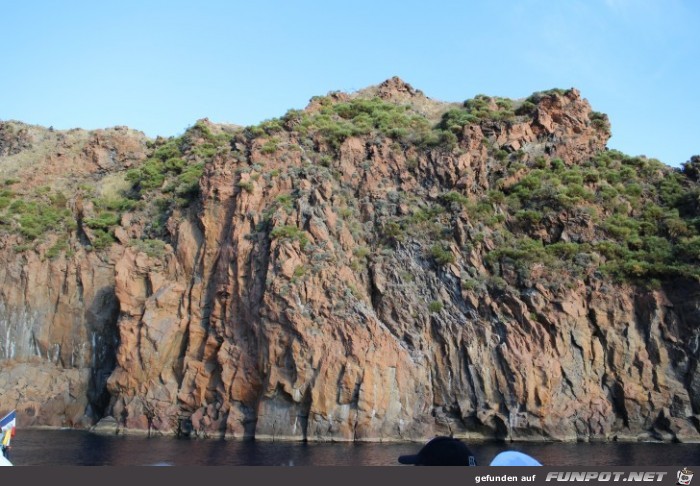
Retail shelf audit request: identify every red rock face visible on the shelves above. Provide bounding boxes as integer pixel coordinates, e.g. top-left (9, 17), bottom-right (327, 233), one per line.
top-left (0, 123), bottom-right (148, 428)
top-left (0, 83), bottom-right (698, 443)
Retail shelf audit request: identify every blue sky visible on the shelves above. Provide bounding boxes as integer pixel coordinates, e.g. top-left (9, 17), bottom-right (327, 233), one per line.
top-left (2, 0), bottom-right (697, 167)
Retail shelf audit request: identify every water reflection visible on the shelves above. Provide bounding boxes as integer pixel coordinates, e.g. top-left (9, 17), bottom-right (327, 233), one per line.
top-left (8, 429), bottom-right (700, 466)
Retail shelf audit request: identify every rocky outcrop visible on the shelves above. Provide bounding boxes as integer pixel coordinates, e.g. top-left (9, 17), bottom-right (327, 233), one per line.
top-left (0, 123), bottom-right (147, 424)
top-left (0, 122), bottom-right (33, 157)
top-left (0, 81), bottom-right (698, 443)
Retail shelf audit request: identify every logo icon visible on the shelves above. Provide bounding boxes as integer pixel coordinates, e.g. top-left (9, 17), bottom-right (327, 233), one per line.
top-left (678, 468), bottom-right (694, 486)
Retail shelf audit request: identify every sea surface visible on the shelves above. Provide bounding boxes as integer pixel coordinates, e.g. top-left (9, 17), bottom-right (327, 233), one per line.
top-left (6, 429), bottom-right (699, 466)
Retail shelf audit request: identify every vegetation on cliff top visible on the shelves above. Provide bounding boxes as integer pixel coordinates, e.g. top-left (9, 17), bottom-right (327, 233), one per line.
top-left (0, 119), bottom-right (234, 255)
top-left (489, 150), bottom-right (700, 284)
top-left (1, 84), bottom-right (698, 290)
top-left (241, 88), bottom-right (696, 288)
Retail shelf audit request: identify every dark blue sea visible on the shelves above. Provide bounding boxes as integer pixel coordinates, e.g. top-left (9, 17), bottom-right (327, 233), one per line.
top-left (6, 429), bottom-right (699, 466)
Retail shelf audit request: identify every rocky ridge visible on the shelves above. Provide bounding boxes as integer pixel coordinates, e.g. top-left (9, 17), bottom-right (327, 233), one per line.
top-left (0, 78), bottom-right (698, 443)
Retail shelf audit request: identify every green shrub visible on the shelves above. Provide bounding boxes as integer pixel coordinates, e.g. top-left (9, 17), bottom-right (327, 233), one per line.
top-left (438, 109), bottom-right (478, 132)
top-left (597, 184), bottom-right (618, 201)
top-left (46, 240), bottom-right (68, 259)
top-left (664, 216), bottom-right (690, 239)
top-left (174, 163), bottom-right (204, 198)
top-left (354, 246), bottom-right (370, 259)
top-left (681, 155), bottom-right (700, 182)
top-left (13, 244), bottom-right (33, 253)
top-left (484, 191), bottom-right (504, 205)
top-left (16, 205), bottom-right (69, 240)
top-left (292, 265), bottom-right (307, 279)
top-left (238, 181), bottom-right (254, 193)
top-left (163, 157), bottom-right (186, 173)
top-left (486, 275), bottom-right (508, 290)
top-left (550, 158), bottom-right (565, 171)
top-left (516, 210), bottom-right (543, 225)
top-left (430, 244), bottom-right (455, 265)
top-left (270, 225), bottom-right (309, 249)
top-left (408, 204), bottom-right (445, 224)
top-left (583, 169), bottom-right (600, 183)
top-left (84, 212), bottom-right (120, 230)
top-left (441, 191), bottom-right (469, 207)
top-left (191, 144), bottom-right (217, 159)
top-left (428, 300), bottom-right (444, 313)
top-left (677, 236), bottom-right (700, 261)
top-left (590, 111), bottom-right (610, 132)
top-left (152, 140), bottom-right (182, 161)
top-left (546, 242), bottom-right (580, 259)
top-left (260, 139), bottom-right (279, 154)
top-left (524, 88), bottom-right (568, 104)
top-left (295, 96), bottom-right (451, 150)
top-left (275, 194), bottom-right (294, 211)
top-left (129, 238), bottom-right (167, 258)
top-left (515, 100), bottom-right (537, 116)
top-left (89, 228), bottom-right (115, 250)
top-left (381, 221), bottom-right (405, 244)
top-left (125, 136), bottom-right (209, 202)
top-left (461, 278), bottom-right (480, 291)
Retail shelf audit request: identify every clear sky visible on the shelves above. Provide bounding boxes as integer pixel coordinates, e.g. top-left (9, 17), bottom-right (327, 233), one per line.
top-left (2, 0), bottom-right (697, 167)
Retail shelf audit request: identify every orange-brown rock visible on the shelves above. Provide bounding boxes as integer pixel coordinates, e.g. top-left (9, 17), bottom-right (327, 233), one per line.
top-left (0, 81), bottom-right (698, 444)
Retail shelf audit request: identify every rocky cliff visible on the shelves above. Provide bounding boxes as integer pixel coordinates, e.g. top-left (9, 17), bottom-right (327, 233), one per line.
top-left (0, 78), bottom-right (698, 442)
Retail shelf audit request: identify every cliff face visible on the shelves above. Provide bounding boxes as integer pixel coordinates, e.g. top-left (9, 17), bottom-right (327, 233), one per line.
top-left (0, 124), bottom-right (147, 426)
top-left (0, 79), bottom-right (698, 442)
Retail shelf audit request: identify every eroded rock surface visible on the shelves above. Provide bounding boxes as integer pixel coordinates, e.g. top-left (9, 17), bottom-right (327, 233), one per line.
top-left (0, 81), bottom-right (698, 442)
